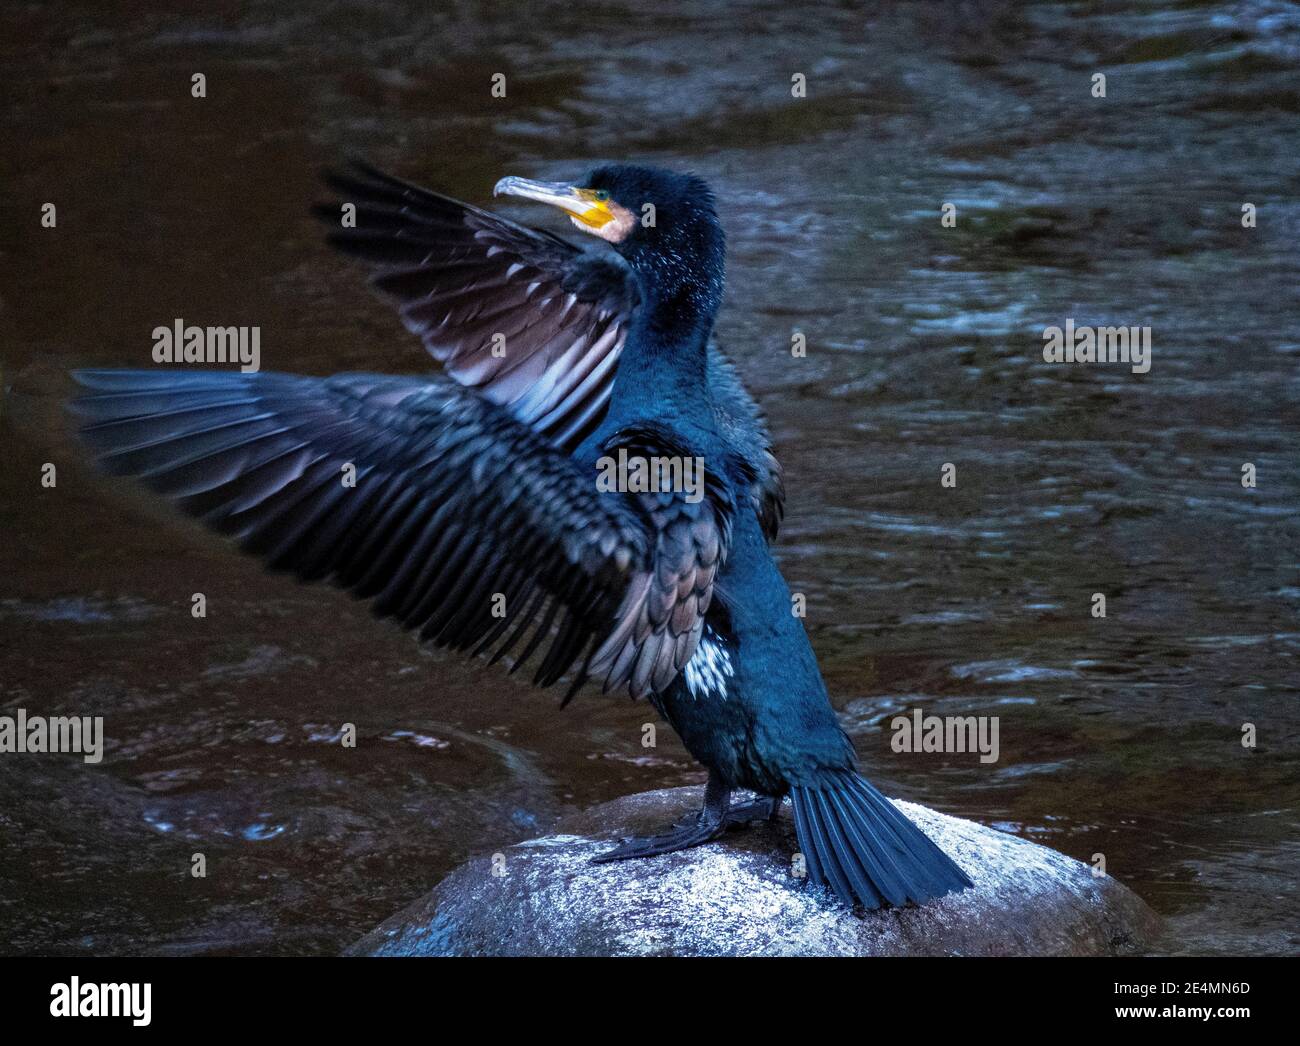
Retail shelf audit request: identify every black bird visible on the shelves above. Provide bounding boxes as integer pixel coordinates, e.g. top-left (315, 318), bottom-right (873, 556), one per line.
top-left (70, 162), bottom-right (972, 910)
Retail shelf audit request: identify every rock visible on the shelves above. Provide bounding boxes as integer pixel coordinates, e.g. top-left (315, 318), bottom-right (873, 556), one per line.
top-left (345, 785), bottom-right (1160, 957)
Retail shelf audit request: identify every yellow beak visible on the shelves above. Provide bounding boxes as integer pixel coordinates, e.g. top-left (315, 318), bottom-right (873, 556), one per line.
top-left (493, 176), bottom-right (613, 229)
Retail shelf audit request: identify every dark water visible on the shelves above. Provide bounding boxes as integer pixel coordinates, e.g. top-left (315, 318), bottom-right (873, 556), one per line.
top-left (1, 0), bottom-right (1297, 955)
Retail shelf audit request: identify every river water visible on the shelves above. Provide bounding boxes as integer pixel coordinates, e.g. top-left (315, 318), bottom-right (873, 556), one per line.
top-left (1, 0), bottom-right (1297, 955)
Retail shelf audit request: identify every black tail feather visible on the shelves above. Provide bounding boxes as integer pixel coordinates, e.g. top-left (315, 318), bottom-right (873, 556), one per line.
top-left (792, 773), bottom-right (972, 910)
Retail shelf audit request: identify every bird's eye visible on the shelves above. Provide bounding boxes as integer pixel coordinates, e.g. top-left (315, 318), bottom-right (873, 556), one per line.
top-left (594, 189), bottom-right (610, 201)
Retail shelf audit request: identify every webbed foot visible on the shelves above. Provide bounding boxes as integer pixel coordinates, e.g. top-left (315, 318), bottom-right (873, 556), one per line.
top-left (592, 775), bottom-right (780, 863)
top-left (591, 815), bottom-right (728, 862)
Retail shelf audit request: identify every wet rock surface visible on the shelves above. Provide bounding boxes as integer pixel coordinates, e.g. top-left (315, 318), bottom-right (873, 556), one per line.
top-left (347, 786), bottom-right (1160, 957)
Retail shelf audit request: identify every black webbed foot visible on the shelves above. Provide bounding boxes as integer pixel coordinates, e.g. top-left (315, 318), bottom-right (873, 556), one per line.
top-left (591, 814), bottom-right (728, 862)
top-left (592, 775), bottom-right (780, 863)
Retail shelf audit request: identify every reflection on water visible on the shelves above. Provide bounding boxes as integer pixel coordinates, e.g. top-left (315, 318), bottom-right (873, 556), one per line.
top-left (1, 0), bottom-right (1297, 955)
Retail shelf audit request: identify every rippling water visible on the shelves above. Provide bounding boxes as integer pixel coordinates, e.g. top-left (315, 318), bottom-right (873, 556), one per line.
top-left (1, 0), bottom-right (1297, 955)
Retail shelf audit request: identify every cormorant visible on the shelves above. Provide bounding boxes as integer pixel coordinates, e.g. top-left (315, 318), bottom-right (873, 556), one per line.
top-left (70, 161), bottom-right (973, 910)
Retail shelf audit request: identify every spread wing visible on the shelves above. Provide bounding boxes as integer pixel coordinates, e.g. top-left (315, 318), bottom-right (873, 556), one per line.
top-left (318, 162), bottom-right (785, 539)
top-left (316, 161), bottom-right (637, 450)
top-left (585, 424), bottom-right (734, 696)
top-left (70, 369), bottom-right (732, 701)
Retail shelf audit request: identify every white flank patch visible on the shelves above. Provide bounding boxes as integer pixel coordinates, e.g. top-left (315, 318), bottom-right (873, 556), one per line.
top-left (683, 630), bottom-right (734, 701)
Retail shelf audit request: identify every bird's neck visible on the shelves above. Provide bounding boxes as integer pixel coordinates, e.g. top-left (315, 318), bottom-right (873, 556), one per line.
top-left (614, 281), bottom-right (715, 408)
top-left (608, 236), bottom-right (722, 413)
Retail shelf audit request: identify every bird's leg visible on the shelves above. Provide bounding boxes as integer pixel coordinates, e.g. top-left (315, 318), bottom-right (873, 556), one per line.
top-left (665, 793), bottom-right (780, 830)
top-left (592, 771), bottom-right (731, 863)
top-left (724, 793), bottom-right (780, 825)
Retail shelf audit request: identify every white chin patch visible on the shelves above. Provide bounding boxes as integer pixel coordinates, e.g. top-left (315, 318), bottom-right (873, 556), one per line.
top-left (571, 205), bottom-right (636, 244)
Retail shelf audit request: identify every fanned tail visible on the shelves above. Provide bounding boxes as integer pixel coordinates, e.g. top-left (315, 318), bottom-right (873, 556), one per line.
top-left (791, 772), bottom-right (972, 910)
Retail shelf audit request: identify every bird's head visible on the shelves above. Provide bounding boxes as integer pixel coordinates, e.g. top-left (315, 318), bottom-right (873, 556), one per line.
top-left (495, 164), bottom-right (725, 318)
